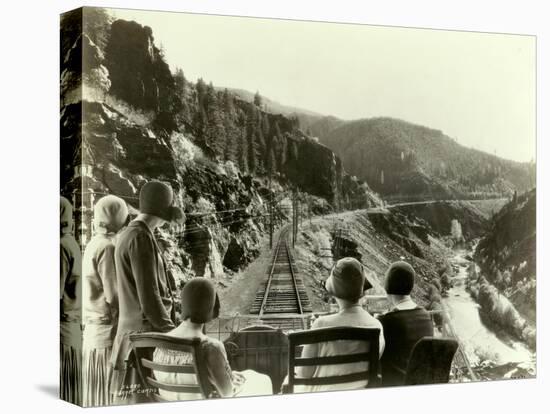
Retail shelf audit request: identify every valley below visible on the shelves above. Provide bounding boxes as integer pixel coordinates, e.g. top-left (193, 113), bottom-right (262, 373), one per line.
top-left (214, 199), bottom-right (536, 382)
top-left (444, 247), bottom-right (535, 381)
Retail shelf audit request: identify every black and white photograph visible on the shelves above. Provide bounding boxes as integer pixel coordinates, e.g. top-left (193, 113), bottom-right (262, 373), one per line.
top-left (2, 1), bottom-right (548, 413)
top-left (58, 5), bottom-right (537, 407)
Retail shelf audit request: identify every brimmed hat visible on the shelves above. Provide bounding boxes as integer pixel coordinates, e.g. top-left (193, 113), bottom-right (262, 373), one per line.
top-left (325, 257), bottom-right (372, 301)
top-left (139, 181), bottom-right (184, 223)
top-left (181, 278), bottom-right (220, 324)
top-left (93, 195), bottom-right (129, 234)
top-left (385, 261), bottom-right (415, 295)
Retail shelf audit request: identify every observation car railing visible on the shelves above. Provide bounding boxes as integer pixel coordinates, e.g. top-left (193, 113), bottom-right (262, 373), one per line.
top-left (204, 295), bottom-right (477, 383)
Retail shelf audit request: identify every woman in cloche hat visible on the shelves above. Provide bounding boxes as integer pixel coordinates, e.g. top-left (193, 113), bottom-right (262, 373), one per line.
top-left (82, 195), bottom-right (129, 407)
top-left (152, 278), bottom-right (273, 400)
top-left (111, 181), bottom-right (185, 404)
top-left (295, 257), bottom-right (385, 392)
top-left (378, 261), bottom-right (434, 387)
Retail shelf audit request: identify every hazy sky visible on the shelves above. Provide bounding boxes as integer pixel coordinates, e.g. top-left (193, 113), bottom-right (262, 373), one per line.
top-left (112, 8), bottom-right (535, 163)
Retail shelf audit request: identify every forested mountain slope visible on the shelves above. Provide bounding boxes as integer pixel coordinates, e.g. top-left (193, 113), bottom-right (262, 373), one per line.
top-left (319, 117), bottom-right (535, 200)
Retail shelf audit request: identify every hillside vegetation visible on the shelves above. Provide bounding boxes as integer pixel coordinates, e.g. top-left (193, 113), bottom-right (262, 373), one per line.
top-left (474, 189), bottom-right (536, 324)
top-left (314, 117), bottom-right (534, 200)
top-left (60, 9), bottom-right (378, 291)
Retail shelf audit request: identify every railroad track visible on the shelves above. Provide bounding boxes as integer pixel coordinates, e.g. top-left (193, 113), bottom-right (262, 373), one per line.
top-left (250, 226), bottom-right (312, 329)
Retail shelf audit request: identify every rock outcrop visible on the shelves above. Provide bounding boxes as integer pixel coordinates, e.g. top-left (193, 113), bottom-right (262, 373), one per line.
top-left (474, 189), bottom-right (536, 324)
top-left (393, 200), bottom-right (489, 241)
top-left (60, 10), bottom-right (379, 289)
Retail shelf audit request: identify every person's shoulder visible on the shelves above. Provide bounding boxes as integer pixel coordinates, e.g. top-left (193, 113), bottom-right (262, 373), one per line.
top-left (88, 235), bottom-right (113, 251)
top-left (312, 314), bottom-right (330, 328)
top-left (361, 311), bottom-right (383, 329)
top-left (120, 223), bottom-right (152, 250)
top-left (95, 237), bottom-right (116, 259)
top-left (201, 337), bottom-right (228, 359)
top-left (61, 234), bottom-right (80, 255)
top-left (414, 305), bottom-right (430, 314)
top-left (413, 306), bottom-right (433, 320)
top-left (202, 336), bottom-right (225, 351)
top-left (378, 309), bottom-right (396, 322)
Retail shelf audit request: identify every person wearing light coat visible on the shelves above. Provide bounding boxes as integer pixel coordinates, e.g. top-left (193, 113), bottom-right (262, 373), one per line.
top-left (82, 195), bottom-right (128, 407)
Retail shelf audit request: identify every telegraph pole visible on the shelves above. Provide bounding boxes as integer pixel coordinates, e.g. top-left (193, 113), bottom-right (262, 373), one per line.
top-left (297, 191), bottom-right (301, 234)
top-left (269, 171), bottom-right (273, 249)
top-left (292, 188), bottom-right (299, 248)
top-left (299, 194), bottom-right (303, 228)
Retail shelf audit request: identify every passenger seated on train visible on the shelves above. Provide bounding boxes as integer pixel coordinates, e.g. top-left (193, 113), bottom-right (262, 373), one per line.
top-left (378, 261), bottom-right (434, 387)
top-left (295, 257), bottom-right (385, 392)
top-left (152, 278), bottom-right (273, 400)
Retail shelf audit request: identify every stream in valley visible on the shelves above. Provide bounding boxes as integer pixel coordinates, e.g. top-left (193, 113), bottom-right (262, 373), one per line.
top-left (443, 247), bottom-right (535, 380)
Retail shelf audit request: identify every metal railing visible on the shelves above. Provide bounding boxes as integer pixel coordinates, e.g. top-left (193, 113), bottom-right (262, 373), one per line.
top-left (205, 295), bottom-right (477, 382)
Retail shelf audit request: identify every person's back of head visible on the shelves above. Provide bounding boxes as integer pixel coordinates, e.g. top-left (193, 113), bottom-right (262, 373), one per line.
top-left (325, 257), bottom-right (372, 305)
top-left (385, 261), bottom-right (415, 296)
top-left (181, 278), bottom-right (220, 325)
top-left (139, 181), bottom-right (185, 224)
top-left (93, 195), bottom-right (129, 235)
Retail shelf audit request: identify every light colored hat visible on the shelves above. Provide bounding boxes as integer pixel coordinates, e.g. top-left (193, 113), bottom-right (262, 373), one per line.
top-left (325, 257), bottom-right (372, 301)
top-left (93, 195), bottom-right (129, 234)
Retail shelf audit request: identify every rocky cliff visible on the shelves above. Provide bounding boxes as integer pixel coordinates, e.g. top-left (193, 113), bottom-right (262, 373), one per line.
top-left (392, 201), bottom-right (490, 241)
top-left (474, 189), bottom-right (536, 324)
top-left (60, 9), bottom-right (378, 290)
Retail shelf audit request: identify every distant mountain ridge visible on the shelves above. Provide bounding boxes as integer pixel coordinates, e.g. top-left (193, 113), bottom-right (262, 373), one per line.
top-left (223, 88), bottom-right (534, 200)
top-left (317, 117), bottom-right (534, 199)
top-left (215, 87), bottom-right (324, 118)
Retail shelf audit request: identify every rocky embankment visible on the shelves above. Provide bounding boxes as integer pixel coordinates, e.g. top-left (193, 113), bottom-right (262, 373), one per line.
top-left (292, 201), bottom-right (536, 379)
top-left (471, 189), bottom-right (536, 348)
top-left (392, 200), bottom-right (490, 240)
top-left (60, 9), bottom-right (379, 300)
top-left (293, 209), bottom-right (454, 315)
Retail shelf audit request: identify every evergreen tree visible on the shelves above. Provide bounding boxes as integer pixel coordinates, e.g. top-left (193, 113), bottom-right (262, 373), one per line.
top-left (172, 67), bottom-right (188, 118)
top-left (253, 90), bottom-right (262, 107)
top-left (238, 127), bottom-right (248, 172)
top-left (246, 106), bottom-right (258, 173)
top-left (222, 88), bottom-right (234, 113)
top-left (222, 89), bottom-right (236, 161)
top-left (174, 68), bottom-right (187, 93)
top-left (262, 114), bottom-right (270, 136)
top-left (203, 82), bottom-right (226, 157)
top-left (196, 78), bottom-right (207, 104)
top-left (82, 7), bottom-right (112, 51)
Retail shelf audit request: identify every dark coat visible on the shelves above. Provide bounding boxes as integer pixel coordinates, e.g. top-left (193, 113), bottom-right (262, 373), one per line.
top-left (111, 220), bottom-right (176, 369)
top-left (378, 306), bottom-right (434, 386)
